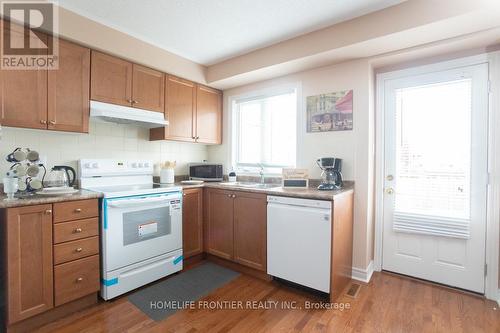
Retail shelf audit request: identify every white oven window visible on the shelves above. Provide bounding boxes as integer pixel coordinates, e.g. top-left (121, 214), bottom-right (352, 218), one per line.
top-left (122, 206), bottom-right (171, 245)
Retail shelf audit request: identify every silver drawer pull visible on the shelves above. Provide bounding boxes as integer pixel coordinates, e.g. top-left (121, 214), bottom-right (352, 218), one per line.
top-left (74, 228), bottom-right (83, 233)
top-left (76, 277), bottom-right (83, 283)
top-left (75, 247), bottom-right (83, 253)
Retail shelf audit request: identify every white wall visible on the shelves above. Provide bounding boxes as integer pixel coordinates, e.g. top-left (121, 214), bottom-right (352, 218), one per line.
top-left (0, 120), bottom-right (208, 180)
top-left (208, 59), bottom-right (375, 270)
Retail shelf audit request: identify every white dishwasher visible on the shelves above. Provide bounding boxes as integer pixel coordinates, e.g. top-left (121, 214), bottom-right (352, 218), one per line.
top-left (267, 195), bottom-right (332, 293)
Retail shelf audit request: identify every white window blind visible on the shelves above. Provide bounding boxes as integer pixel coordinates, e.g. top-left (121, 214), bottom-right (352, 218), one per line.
top-left (393, 79), bottom-right (472, 239)
top-left (233, 90), bottom-right (297, 172)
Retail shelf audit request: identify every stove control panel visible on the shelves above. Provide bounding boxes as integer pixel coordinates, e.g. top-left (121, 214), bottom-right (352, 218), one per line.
top-left (79, 159), bottom-right (154, 177)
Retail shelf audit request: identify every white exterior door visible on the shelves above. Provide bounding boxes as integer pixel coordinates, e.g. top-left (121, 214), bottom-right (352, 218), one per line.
top-left (382, 63), bottom-right (489, 293)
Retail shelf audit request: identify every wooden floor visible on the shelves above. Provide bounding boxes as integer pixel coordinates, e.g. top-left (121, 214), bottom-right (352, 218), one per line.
top-left (34, 269), bottom-right (499, 333)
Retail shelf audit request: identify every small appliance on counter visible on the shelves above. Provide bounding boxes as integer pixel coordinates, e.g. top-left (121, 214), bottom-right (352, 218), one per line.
top-left (189, 162), bottom-right (223, 181)
top-left (39, 165), bottom-right (78, 196)
top-left (44, 165), bottom-right (76, 187)
top-left (316, 157), bottom-right (343, 190)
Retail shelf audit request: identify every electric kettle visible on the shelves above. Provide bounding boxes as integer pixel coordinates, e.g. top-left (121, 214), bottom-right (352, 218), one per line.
top-left (45, 165), bottom-right (76, 188)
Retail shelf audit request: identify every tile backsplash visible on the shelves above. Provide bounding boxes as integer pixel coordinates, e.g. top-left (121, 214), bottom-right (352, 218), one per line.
top-left (0, 120), bottom-right (208, 182)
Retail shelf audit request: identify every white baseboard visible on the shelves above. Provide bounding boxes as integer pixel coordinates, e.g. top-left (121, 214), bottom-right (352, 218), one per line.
top-left (352, 260), bottom-right (374, 283)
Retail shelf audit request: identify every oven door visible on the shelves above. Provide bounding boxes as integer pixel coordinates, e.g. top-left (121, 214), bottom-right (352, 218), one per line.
top-left (102, 192), bottom-right (182, 272)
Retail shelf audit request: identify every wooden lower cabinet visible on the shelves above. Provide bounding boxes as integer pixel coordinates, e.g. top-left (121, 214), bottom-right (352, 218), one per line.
top-left (205, 188), bottom-right (267, 271)
top-left (205, 189), bottom-right (234, 260)
top-left (182, 188), bottom-right (203, 258)
top-left (233, 192), bottom-right (267, 271)
top-left (2, 199), bottom-right (100, 327)
top-left (54, 255), bottom-right (100, 306)
top-left (5, 204), bottom-right (54, 324)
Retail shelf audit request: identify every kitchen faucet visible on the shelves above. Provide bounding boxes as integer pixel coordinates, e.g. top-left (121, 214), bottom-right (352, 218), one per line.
top-left (259, 164), bottom-right (265, 184)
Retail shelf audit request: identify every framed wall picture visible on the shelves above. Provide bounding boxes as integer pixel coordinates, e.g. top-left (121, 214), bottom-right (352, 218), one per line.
top-left (306, 90), bottom-right (353, 132)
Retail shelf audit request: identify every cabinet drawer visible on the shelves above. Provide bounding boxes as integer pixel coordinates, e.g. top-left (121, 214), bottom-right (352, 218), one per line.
top-left (54, 236), bottom-right (99, 265)
top-left (53, 199), bottom-right (98, 223)
top-left (54, 255), bottom-right (100, 306)
top-left (53, 218), bottom-right (99, 244)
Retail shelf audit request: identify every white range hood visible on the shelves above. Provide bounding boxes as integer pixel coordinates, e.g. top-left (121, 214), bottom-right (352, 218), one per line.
top-left (90, 100), bottom-right (168, 128)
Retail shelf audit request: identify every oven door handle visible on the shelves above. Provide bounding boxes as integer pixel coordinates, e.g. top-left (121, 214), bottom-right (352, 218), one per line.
top-left (107, 197), bottom-right (173, 208)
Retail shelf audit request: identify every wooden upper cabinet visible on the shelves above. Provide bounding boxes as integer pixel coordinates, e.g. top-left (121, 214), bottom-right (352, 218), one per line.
top-left (151, 75), bottom-right (195, 142)
top-left (48, 39), bottom-right (90, 133)
top-left (196, 85), bottom-right (222, 144)
top-left (182, 188), bottom-right (203, 259)
top-left (205, 189), bottom-right (234, 260)
top-left (91, 51), bottom-right (132, 107)
top-left (233, 192), bottom-right (267, 271)
top-left (132, 64), bottom-right (164, 112)
top-left (0, 21), bottom-right (47, 129)
top-left (5, 204), bottom-right (54, 324)
top-left (150, 79), bottom-right (222, 144)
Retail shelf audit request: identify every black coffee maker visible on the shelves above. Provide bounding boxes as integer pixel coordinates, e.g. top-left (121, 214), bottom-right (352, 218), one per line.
top-left (316, 157), bottom-right (343, 190)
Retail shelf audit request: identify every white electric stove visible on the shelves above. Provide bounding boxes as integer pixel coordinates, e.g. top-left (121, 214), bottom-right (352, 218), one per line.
top-left (79, 159), bottom-right (183, 300)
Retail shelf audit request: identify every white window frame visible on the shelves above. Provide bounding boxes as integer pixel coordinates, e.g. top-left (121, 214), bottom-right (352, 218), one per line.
top-left (229, 84), bottom-right (300, 175)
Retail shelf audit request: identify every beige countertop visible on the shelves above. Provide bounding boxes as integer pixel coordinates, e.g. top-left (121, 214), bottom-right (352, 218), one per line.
top-left (0, 189), bottom-right (103, 209)
top-left (177, 181), bottom-right (354, 201)
top-left (0, 181), bottom-right (353, 209)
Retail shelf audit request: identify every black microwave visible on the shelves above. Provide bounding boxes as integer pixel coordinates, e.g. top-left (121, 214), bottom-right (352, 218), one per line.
top-left (189, 163), bottom-right (223, 182)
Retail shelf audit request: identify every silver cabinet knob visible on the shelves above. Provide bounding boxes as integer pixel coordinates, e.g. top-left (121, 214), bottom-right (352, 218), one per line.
top-left (386, 175), bottom-right (394, 181)
top-left (386, 188), bottom-right (394, 195)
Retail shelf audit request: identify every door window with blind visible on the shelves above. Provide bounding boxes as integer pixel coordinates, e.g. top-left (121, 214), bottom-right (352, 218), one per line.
top-left (232, 89), bottom-right (297, 173)
top-left (393, 80), bottom-right (473, 237)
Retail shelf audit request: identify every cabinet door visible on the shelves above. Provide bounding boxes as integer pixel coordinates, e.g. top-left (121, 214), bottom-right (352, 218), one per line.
top-left (90, 51), bottom-right (132, 107)
top-left (195, 85), bottom-right (222, 144)
top-left (151, 75), bottom-right (195, 142)
top-left (205, 189), bottom-right (234, 260)
top-left (233, 192), bottom-right (267, 271)
top-left (6, 204), bottom-right (53, 324)
top-left (0, 21), bottom-right (47, 129)
top-left (182, 188), bottom-right (203, 259)
top-left (131, 64), bottom-right (164, 112)
top-left (48, 39), bottom-right (90, 133)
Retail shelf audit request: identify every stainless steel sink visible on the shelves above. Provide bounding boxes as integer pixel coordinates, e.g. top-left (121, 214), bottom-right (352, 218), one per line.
top-left (218, 182), bottom-right (281, 189)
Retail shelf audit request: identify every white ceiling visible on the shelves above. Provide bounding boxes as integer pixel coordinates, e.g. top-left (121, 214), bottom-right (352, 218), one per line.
top-left (57, 0), bottom-right (406, 66)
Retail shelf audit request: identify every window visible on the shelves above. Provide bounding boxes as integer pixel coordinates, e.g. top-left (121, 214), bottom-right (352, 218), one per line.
top-left (232, 89), bottom-right (297, 173)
